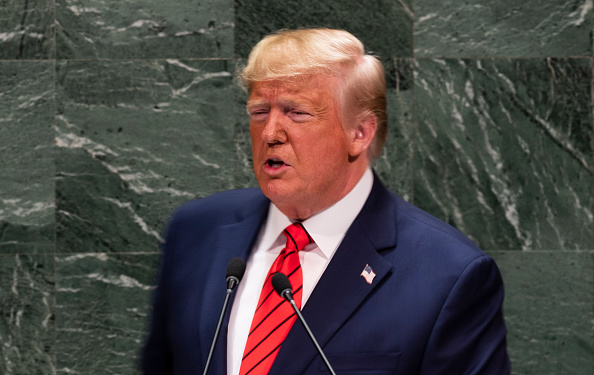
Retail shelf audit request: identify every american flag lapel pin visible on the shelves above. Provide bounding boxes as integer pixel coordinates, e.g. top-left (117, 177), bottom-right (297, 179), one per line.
top-left (360, 264), bottom-right (376, 284)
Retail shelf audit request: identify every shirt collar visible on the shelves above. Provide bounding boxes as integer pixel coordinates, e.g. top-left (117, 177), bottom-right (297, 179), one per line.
top-left (259, 168), bottom-right (374, 258)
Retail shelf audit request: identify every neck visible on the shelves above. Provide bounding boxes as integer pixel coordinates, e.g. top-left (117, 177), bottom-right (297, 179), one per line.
top-left (277, 164), bottom-right (369, 221)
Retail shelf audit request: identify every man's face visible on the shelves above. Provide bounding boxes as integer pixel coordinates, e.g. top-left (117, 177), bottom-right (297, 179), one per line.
top-left (248, 75), bottom-right (360, 219)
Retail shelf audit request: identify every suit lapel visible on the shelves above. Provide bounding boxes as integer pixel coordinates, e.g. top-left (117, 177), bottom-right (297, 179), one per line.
top-left (201, 193), bottom-right (270, 375)
top-left (269, 175), bottom-right (399, 375)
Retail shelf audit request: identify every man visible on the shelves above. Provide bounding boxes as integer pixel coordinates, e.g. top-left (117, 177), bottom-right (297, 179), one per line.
top-left (142, 28), bottom-right (510, 374)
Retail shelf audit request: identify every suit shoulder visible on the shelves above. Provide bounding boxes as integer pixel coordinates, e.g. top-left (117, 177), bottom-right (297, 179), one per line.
top-left (398, 195), bottom-right (478, 245)
top-left (170, 188), bottom-right (267, 227)
top-left (388, 193), bottom-right (487, 266)
top-left (364, 177), bottom-right (484, 262)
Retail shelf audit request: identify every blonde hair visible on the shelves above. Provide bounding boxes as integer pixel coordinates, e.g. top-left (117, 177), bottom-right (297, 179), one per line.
top-left (240, 28), bottom-right (387, 161)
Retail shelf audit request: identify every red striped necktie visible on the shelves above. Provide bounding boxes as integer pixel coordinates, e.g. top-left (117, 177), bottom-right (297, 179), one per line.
top-left (239, 222), bottom-right (313, 375)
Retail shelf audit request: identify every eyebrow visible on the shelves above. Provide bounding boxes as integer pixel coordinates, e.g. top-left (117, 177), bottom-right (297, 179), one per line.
top-left (246, 100), bottom-right (268, 110)
top-left (247, 98), bottom-right (313, 110)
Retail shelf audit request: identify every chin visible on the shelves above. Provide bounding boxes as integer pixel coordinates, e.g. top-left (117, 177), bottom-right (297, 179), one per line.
top-left (260, 183), bottom-right (288, 201)
top-left (259, 180), bottom-right (295, 204)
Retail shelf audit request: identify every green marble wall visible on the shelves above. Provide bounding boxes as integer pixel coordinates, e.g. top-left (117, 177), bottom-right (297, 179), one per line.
top-left (0, 0), bottom-right (592, 373)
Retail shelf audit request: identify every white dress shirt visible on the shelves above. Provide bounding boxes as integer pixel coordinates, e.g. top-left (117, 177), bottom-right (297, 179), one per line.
top-left (227, 168), bottom-right (374, 375)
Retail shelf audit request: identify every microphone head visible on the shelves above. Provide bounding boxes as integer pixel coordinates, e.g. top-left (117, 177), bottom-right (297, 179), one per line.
top-left (226, 257), bottom-right (246, 282)
top-left (271, 272), bottom-right (293, 297)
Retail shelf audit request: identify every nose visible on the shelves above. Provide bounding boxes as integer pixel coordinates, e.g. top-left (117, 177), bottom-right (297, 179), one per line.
top-left (260, 109), bottom-right (287, 145)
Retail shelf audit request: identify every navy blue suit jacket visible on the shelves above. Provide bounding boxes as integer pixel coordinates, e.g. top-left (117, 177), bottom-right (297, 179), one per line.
top-left (142, 176), bottom-right (510, 374)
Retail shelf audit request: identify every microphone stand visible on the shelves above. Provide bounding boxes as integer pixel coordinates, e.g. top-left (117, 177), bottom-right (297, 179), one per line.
top-left (284, 293), bottom-right (337, 375)
top-left (202, 277), bottom-right (237, 375)
top-left (272, 273), bottom-right (336, 375)
top-left (203, 257), bottom-right (245, 375)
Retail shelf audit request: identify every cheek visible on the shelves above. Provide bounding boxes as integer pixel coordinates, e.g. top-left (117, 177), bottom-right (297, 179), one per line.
top-left (249, 124), bottom-right (258, 141)
top-left (249, 126), bottom-right (263, 152)
top-left (297, 134), bottom-right (349, 169)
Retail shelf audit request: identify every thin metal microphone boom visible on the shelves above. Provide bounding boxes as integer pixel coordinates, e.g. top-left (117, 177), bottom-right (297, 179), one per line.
top-left (271, 272), bottom-right (337, 375)
top-left (202, 257), bottom-right (246, 375)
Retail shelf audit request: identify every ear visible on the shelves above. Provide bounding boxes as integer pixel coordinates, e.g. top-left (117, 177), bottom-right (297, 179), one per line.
top-left (348, 114), bottom-right (377, 158)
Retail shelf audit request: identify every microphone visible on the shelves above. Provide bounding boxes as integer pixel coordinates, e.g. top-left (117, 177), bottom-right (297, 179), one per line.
top-left (226, 257), bottom-right (246, 290)
top-left (271, 273), bottom-right (337, 375)
top-left (203, 257), bottom-right (246, 375)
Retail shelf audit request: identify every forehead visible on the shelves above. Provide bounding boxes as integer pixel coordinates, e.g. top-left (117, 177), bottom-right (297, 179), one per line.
top-left (247, 75), bottom-right (339, 105)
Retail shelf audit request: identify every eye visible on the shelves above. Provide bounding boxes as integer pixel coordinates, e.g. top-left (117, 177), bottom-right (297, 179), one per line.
top-left (289, 109), bottom-right (313, 122)
top-left (248, 108), bottom-right (269, 121)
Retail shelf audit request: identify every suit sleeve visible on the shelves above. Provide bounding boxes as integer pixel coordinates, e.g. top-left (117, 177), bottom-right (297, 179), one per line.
top-left (140, 217), bottom-right (178, 374)
top-left (419, 255), bottom-right (511, 375)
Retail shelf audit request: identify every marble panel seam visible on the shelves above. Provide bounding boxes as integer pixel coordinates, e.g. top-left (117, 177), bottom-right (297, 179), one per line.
top-left (485, 250), bottom-right (594, 253)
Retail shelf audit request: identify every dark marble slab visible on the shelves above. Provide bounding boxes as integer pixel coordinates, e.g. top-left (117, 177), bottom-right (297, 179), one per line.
top-left (234, 0), bottom-right (413, 58)
top-left (55, 59), bottom-right (237, 253)
top-left (415, 0), bottom-right (593, 57)
top-left (0, 0), bottom-right (55, 59)
top-left (232, 58), bottom-right (258, 190)
top-left (375, 58), bottom-right (414, 199)
top-left (55, 252), bottom-right (158, 374)
top-left (491, 251), bottom-right (594, 375)
top-left (55, 0), bottom-right (233, 59)
top-left (0, 62), bottom-right (55, 254)
top-left (0, 253), bottom-right (55, 374)
top-left (413, 58), bottom-right (592, 251)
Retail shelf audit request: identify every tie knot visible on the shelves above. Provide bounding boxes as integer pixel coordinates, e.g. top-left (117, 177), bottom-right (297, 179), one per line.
top-left (283, 223), bottom-right (313, 251)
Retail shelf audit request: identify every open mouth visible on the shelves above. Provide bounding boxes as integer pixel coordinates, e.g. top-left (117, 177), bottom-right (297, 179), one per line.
top-left (266, 158), bottom-right (287, 168)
